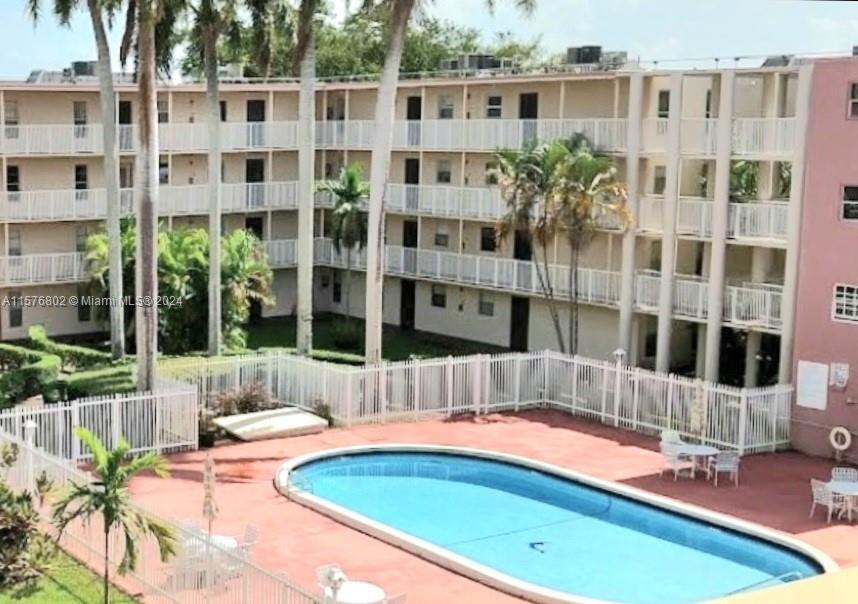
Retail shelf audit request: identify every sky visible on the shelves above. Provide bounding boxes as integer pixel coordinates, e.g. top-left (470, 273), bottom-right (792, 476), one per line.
top-left (2, 0), bottom-right (858, 78)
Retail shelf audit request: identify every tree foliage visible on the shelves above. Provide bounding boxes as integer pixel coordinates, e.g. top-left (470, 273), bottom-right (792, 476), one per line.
top-left (85, 221), bottom-right (274, 354)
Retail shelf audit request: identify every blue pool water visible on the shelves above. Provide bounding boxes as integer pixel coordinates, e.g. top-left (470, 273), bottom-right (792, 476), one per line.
top-left (291, 451), bottom-right (822, 604)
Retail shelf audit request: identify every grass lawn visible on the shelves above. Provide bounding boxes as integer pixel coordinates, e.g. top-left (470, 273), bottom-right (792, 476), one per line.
top-left (246, 314), bottom-right (504, 362)
top-left (0, 548), bottom-right (138, 604)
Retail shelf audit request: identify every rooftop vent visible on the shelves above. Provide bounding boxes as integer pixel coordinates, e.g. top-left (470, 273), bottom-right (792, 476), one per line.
top-left (761, 55), bottom-right (792, 67)
top-left (439, 54), bottom-right (518, 72)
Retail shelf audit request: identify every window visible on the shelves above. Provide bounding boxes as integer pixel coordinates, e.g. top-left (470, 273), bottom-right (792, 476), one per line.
top-left (434, 225), bottom-right (449, 248)
top-left (74, 165), bottom-right (88, 190)
top-left (431, 284), bottom-right (447, 308)
top-left (77, 285), bottom-right (91, 322)
top-left (644, 332), bottom-right (657, 357)
top-left (332, 272), bottom-right (342, 303)
top-left (486, 96), bottom-right (502, 119)
top-left (653, 166), bottom-right (666, 195)
top-left (6, 166), bottom-right (20, 202)
top-left (438, 95), bottom-right (454, 119)
top-left (478, 292), bottom-right (494, 317)
top-left (159, 159), bottom-right (169, 185)
top-left (485, 161), bottom-right (498, 186)
top-left (833, 284), bottom-right (858, 323)
top-left (657, 90), bottom-right (670, 118)
top-left (842, 186), bottom-right (858, 221)
top-left (436, 160), bottom-right (452, 184)
top-left (480, 227), bottom-right (496, 252)
top-left (8, 291), bottom-right (22, 328)
top-left (8, 229), bottom-right (21, 256)
top-left (220, 101), bottom-right (227, 122)
top-left (4, 100), bottom-right (19, 138)
top-left (75, 226), bottom-right (92, 252)
top-left (157, 99), bottom-right (169, 123)
top-left (850, 84), bottom-right (858, 118)
top-left (73, 101), bottom-right (87, 125)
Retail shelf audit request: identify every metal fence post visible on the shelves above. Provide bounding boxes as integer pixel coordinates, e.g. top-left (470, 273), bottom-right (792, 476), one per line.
top-left (24, 420), bottom-right (37, 493)
top-left (612, 357), bottom-right (622, 427)
top-left (738, 389), bottom-right (749, 456)
top-left (514, 356), bottom-right (522, 412)
top-left (345, 371), bottom-right (353, 427)
top-left (472, 355), bottom-right (482, 414)
top-left (445, 356), bottom-right (454, 415)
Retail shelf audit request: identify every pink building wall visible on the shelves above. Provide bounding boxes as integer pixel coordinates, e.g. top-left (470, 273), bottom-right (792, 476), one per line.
top-left (792, 58), bottom-right (858, 458)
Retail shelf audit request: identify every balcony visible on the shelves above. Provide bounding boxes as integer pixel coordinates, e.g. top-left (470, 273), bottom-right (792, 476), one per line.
top-left (640, 117), bottom-right (794, 157)
top-left (637, 195), bottom-right (788, 244)
top-left (731, 118), bottom-right (794, 157)
top-left (0, 182), bottom-right (299, 221)
top-left (0, 252), bottom-right (87, 286)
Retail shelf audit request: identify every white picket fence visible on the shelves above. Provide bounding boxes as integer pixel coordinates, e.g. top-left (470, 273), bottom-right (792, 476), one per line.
top-left (159, 350), bottom-right (792, 455)
top-left (0, 428), bottom-right (321, 604)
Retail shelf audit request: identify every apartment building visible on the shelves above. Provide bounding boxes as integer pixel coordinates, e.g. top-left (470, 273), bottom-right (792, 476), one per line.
top-left (0, 57), bottom-right (812, 388)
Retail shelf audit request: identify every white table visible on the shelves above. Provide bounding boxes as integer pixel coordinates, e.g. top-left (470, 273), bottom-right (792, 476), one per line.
top-left (830, 480), bottom-right (858, 521)
top-left (674, 444), bottom-right (720, 478)
top-left (326, 580), bottom-right (386, 604)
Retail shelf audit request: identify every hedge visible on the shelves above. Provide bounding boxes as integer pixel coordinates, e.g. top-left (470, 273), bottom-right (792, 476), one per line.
top-left (28, 325), bottom-right (112, 370)
top-left (66, 364), bottom-right (135, 399)
top-left (0, 343), bottom-right (61, 408)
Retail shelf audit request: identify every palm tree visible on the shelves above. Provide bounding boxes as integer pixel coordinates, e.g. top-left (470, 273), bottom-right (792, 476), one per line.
top-left (52, 428), bottom-right (175, 604)
top-left (321, 164), bottom-right (369, 319)
top-left (221, 229), bottom-right (274, 349)
top-left (185, 0), bottom-right (239, 357)
top-left (494, 142), bottom-right (568, 352)
top-left (26, 0), bottom-right (126, 360)
top-left (362, 0), bottom-right (536, 363)
top-left (119, 0), bottom-right (182, 390)
top-left (554, 148), bottom-right (628, 355)
top-left (294, 0), bottom-right (319, 356)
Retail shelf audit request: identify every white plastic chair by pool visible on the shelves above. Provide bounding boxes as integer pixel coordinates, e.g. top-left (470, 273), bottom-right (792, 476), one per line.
top-left (660, 430), bottom-right (685, 445)
top-left (659, 443), bottom-right (695, 481)
top-left (708, 450), bottom-right (741, 487)
top-left (809, 479), bottom-right (848, 523)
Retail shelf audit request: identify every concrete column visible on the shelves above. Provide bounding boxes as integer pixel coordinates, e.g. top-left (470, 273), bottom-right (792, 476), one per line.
top-left (618, 72), bottom-right (644, 356)
top-left (778, 63), bottom-right (813, 383)
top-left (695, 324), bottom-right (707, 378)
top-left (655, 73), bottom-right (684, 373)
top-left (703, 71), bottom-right (735, 382)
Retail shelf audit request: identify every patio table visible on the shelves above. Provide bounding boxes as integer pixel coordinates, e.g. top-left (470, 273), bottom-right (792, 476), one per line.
top-left (673, 444), bottom-right (720, 478)
top-left (830, 480), bottom-right (858, 521)
top-left (326, 580), bottom-right (386, 604)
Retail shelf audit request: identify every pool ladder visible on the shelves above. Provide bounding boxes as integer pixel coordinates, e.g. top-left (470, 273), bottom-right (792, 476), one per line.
top-left (725, 571), bottom-right (803, 596)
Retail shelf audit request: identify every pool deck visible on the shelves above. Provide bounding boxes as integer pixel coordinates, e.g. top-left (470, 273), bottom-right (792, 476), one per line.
top-left (129, 410), bottom-right (858, 604)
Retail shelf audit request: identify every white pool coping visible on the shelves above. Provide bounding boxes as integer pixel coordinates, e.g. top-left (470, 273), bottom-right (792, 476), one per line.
top-left (274, 444), bottom-right (839, 604)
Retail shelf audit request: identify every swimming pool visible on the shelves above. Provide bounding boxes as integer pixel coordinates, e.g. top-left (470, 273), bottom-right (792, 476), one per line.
top-left (278, 445), bottom-right (834, 604)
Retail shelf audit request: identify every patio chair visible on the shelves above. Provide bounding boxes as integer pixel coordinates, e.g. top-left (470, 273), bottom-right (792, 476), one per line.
top-left (707, 450), bottom-right (740, 487)
top-left (832, 467), bottom-right (858, 483)
top-left (316, 564), bottom-right (347, 604)
top-left (809, 479), bottom-right (848, 523)
top-left (659, 443), bottom-right (694, 481)
top-left (660, 430), bottom-right (685, 446)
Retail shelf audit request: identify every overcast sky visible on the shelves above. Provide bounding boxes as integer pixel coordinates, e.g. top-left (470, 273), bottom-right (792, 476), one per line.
top-left (2, 0), bottom-right (857, 78)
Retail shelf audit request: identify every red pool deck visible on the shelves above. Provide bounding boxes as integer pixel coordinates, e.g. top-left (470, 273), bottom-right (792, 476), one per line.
top-left (129, 411), bottom-right (858, 604)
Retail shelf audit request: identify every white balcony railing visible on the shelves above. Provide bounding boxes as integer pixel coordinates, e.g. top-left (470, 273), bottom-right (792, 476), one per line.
top-left (0, 182), bottom-right (300, 221)
top-left (641, 118), bottom-right (669, 153)
top-left (727, 201), bottom-right (788, 241)
top-left (266, 239), bottom-right (297, 268)
top-left (676, 197), bottom-right (713, 238)
top-left (732, 118), bottom-right (795, 157)
top-left (385, 184), bottom-right (504, 220)
top-left (0, 252), bottom-right (87, 286)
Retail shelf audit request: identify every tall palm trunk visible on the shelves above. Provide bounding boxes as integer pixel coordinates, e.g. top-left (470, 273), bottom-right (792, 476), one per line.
top-left (344, 249), bottom-right (352, 320)
top-left (88, 0), bottom-right (124, 360)
top-left (569, 242), bottom-right (580, 356)
top-left (534, 241), bottom-right (566, 353)
top-left (295, 26), bottom-right (316, 355)
top-left (204, 25), bottom-right (222, 356)
top-left (103, 525), bottom-right (109, 604)
top-left (135, 0), bottom-right (159, 392)
top-left (364, 0), bottom-right (415, 363)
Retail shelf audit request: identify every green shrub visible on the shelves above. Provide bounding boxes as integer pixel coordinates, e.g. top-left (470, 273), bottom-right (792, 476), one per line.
top-left (28, 325), bottom-right (111, 371)
top-left (329, 321), bottom-right (363, 351)
top-left (66, 364), bottom-right (135, 399)
top-left (0, 344), bottom-right (61, 408)
top-left (214, 381), bottom-right (273, 416)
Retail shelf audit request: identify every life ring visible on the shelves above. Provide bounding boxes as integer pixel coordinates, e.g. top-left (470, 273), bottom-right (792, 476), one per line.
top-left (830, 427), bottom-right (853, 452)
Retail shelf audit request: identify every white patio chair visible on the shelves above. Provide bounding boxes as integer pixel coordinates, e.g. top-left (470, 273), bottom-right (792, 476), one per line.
top-left (659, 443), bottom-right (694, 481)
top-left (707, 450), bottom-right (740, 487)
top-left (809, 479), bottom-right (848, 523)
top-left (660, 429), bottom-right (685, 445)
top-left (316, 564), bottom-right (347, 604)
top-left (385, 594), bottom-right (408, 604)
top-left (832, 467), bottom-right (858, 483)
